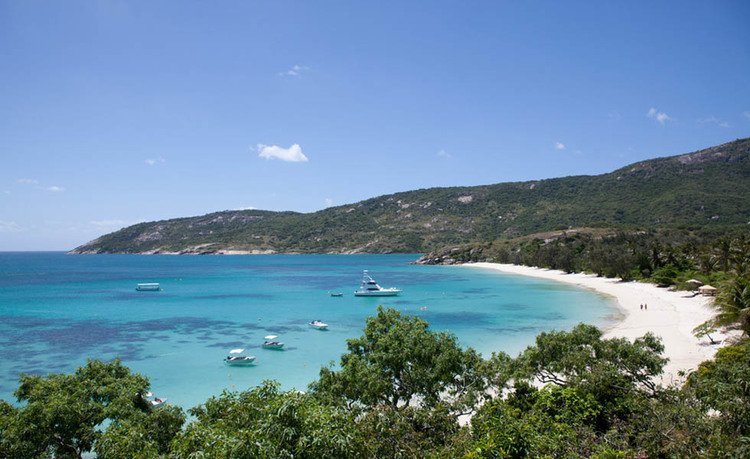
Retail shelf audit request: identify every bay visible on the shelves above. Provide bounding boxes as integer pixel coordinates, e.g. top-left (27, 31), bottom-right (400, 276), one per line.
top-left (0, 252), bottom-right (618, 410)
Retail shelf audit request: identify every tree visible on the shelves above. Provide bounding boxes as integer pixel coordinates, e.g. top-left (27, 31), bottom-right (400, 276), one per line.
top-left (512, 323), bottom-right (667, 431)
top-left (707, 275), bottom-right (750, 335)
top-left (0, 358), bottom-right (183, 458)
top-left (311, 306), bottom-right (487, 416)
top-left (170, 380), bottom-right (358, 458)
top-left (687, 338), bottom-right (750, 452)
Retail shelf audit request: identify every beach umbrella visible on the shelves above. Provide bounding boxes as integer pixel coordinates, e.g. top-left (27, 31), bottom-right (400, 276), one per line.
top-left (698, 285), bottom-right (718, 296)
top-left (686, 279), bottom-right (703, 285)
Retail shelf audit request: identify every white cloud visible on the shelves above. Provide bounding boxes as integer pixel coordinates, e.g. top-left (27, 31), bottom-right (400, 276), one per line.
top-left (437, 149), bottom-right (451, 159)
top-left (257, 143), bottom-right (309, 162)
top-left (647, 107), bottom-right (672, 125)
top-left (46, 186), bottom-right (65, 192)
top-left (145, 157), bottom-right (166, 166)
top-left (234, 206), bottom-right (257, 211)
top-left (280, 64), bottom-right (309, 77)
top-left (699, 115), bottom-right (730, 128)
top-left (17, 178), bottom-right (39, 184)
top-left (0, 220), bottom-right (22, 232)
top-left (555, 142), bottom-right (566, 150)
top-left (325, 198), bottom-right (333, 207)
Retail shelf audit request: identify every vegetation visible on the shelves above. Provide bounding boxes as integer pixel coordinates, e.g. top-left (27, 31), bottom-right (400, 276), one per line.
top-left (71, 137), bottom-right (750, 255)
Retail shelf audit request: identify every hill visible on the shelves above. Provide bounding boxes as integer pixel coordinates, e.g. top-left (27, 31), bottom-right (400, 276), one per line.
top-left (70, 138), bottom-right (750, 254)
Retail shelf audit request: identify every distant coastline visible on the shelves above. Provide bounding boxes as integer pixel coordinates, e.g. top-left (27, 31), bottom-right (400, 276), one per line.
top-left (465, 262), bottom-right (732, 385)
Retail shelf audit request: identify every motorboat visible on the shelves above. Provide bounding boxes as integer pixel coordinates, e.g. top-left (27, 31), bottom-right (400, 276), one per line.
top-left (136, 283), bottom-right (161, 291)
top-left (143, 392), bottom-right (167, 406)
top-left (263, 335), bottom-right (285, 350)
top-left (329, 292), bottom-right (344, 297)
top-left (354, 270), bottom-right (401, 296)
top-left (224, 348), bottom-right (256, 366)
top-left (308, 320), bottom-right (328, 330)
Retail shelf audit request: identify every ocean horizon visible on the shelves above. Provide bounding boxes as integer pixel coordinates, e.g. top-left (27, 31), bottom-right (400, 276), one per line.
top-left (0, 252), bottom-right (618, 410)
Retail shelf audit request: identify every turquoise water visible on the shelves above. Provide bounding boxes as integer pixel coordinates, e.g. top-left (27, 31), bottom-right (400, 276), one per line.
top-left (0, 252), bottom-right (618, 410)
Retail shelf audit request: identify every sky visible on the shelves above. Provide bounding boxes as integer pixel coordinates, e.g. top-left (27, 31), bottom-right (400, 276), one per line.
top-left (1, 1), bottom-right (749, 251)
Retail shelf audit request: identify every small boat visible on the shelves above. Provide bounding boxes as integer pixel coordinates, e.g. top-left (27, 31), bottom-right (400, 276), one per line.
top-left (224, 348), bottom-right (256, 366)
top-left (354, 270), bottom-right (401, 297)
top-left (329, 292), bottom-right (344, 297)
top-left (309, 320), bottom-right (328, 330)
top-left (143, 392), bottom-right (167, 406)
top-left (136, 283), bottom-right (161, 291)
top-left (263, 335), bottom-right (285, 350)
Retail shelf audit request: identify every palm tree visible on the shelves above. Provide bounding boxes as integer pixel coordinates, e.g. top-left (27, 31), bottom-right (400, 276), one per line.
top-left (714, 236), bottom-right (732, 273)
top-left (709, 275), bottom-right (750, 335)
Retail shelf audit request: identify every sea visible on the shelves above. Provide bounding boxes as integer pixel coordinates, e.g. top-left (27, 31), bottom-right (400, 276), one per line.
top-left (0, 252), bottom-right (618, 410)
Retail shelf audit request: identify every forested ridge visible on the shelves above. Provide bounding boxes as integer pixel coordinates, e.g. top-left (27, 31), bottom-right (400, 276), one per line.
top-left (71, 137), bottom-right (750, 255)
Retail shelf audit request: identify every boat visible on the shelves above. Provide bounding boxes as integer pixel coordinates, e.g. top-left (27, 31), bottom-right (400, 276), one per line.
top-left (329, 292), bottom-right (344, 297)
top-left (136, 283), bottom-right (161, 291)
top-left (143, 392), bottom-right (167, 406)
top-left (308, 320), bottom-right (328, 330)
top-left (354, 270), bottom-right (401, 297)
top-left (223, 348), bottom-right (256, 366)
top-left (262, 335), bottom-right (285, 350)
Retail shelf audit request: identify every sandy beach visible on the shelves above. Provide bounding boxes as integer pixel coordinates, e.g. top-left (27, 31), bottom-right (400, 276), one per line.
top-left (466, 262), bottom-right (730, 385)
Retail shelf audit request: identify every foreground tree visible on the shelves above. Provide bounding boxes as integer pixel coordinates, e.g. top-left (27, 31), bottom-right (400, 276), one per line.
top-left (310, 306), bottom-right (492, 456)
top-left (0, 358), bottom-right (184, 458)
top-left (170, 380), bottom-right (358, 458)
top-left (687, 338), bottom-right (750, 452)
top-left (465, 324), bottom-right (679, 457)
top-left (312, 306), bottom-right (488, 414)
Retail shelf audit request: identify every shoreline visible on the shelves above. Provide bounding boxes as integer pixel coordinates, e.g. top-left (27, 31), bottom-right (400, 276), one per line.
top-left (465, 262), bottom-right (730, 385)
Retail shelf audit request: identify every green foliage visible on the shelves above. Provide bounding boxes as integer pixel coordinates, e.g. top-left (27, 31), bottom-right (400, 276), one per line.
top-left (311, 306), bottom-right (487, 416)
top-left (708, 275), bottom-right (750, 335)
top-left (0, 358), bottom-right (184, 458)
top-left (688, 339), bottom-right (750, 442)
top-left (170, 380), bottom-right (358, 458)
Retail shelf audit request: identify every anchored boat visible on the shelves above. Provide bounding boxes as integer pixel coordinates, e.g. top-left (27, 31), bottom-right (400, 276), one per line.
top-left (136, 283), bottom-right (161, 291)
top-left (354, 270), bottom-right (401, 297)
top-left (308, 320), bottom-right (328, 330)
top-left (263, 335), bottom-right (285, 350)
top-left (224, 348), bottom-right (256, 366)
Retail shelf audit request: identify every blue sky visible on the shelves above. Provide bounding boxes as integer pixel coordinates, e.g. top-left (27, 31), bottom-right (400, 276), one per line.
top-left (1, 1), bottom-right (749, 251)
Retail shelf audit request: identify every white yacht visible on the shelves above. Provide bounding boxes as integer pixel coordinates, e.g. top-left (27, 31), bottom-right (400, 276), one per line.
top-left (223, 348), bottom-right (256, 366)
top-left (354, 270), bottom-right (401, 297)
top-left (308, 320), bottom-right (328, 330)
top-left (262, 335), bottom-right (285, 350)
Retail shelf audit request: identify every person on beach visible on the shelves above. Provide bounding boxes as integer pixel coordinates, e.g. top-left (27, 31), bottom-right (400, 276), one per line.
top-left (640, 304), bottom-right (643, 310)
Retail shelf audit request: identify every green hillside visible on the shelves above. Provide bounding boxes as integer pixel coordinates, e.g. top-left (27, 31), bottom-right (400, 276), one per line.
top-left (71, 138), bottom-right (750, 254)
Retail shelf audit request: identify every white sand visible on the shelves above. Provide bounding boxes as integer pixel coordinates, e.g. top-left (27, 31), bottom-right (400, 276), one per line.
top-left (466, 262), bottom-right (730, 385)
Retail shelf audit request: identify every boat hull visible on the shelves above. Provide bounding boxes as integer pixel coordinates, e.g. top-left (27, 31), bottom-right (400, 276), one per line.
top-left (224, 356), bottom-right (256, 366)
top-left (136, 283), bottom-right (160, 291)
top-left (354, 290), bottom-right (401, 297)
